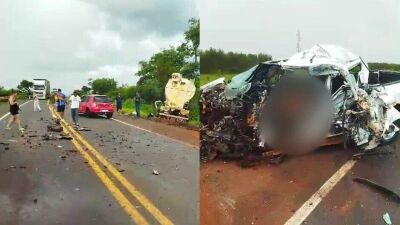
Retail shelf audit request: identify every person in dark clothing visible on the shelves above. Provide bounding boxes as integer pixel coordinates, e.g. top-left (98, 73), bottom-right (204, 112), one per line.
top-left (116, 93), bottom-right (123, 113)
top-left (55, 89), bottom-right (66, 118)
top-left (5, 90), bottom-right (24, 133)
top-left (134, 92), bottom-right (141, 118)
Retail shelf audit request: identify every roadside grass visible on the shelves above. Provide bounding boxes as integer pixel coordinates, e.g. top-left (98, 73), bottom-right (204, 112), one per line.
top-left (120, 99), bottom-right (154, 118)
top-left (200, 73), bottom-right (235, 86)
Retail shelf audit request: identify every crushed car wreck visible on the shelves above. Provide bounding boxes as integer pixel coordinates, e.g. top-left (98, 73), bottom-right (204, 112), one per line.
top-left (200, 44), bottom-right (400, 160)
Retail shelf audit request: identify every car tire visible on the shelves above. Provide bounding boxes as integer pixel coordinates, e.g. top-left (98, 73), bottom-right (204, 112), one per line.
top-left (106, 113), bottom-right (113, 119)
top-left (86, 108), bottom-right (92, 117)
top-left (381, 125), bottom-right (399, 145)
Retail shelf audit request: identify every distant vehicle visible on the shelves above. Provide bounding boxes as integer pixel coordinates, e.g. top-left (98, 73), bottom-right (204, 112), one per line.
top-left (79, 95), bottom-right (114, 118)
top-left (33, 79), bottom-right (50, 100)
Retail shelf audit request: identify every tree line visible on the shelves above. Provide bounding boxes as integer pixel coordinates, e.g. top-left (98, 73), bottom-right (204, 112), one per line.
top-left (200, 48), bottom-right (272, 74)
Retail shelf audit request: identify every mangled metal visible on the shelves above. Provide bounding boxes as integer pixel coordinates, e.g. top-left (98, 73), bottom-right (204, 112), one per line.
top-left (201, 44), bottom-right (400, 160)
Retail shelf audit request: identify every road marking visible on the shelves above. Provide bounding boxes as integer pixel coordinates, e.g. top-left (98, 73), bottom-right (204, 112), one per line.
top-left (0, 100), bottom-right (32, 121)
top-left (284, 160), bottom-right (357, 225)
top-left (112, 118), bottom-right (198, 149)
top-left (49, 106), bottom-right (175, 225)
top-left (48, 106), bottom-right (149, 225)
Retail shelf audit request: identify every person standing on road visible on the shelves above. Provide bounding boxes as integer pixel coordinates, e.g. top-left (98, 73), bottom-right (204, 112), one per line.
top-left (5, 90), bottom-right (24, 133)
top-left (55, 89), bottom-right (66, 119)
top-left (68, 91), bottom-right (81, 126)
top-left (134, 92), bottom-right (141, 118)
top-left (116, 93), bottom-right (123, 113)
top-left (33, 93), bottom-right (41, 112)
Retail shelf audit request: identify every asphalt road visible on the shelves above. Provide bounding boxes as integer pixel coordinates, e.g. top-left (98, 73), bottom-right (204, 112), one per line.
top-left (0, 100), bottom-right (199, 225)
top-left (201, 130), bottom-right (400, 224)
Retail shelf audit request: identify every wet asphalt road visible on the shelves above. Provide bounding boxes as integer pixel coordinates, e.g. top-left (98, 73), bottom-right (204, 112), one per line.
top-left (201, 131), bottom-right (400, 224)
top-left (0, 101), bottom-right (199, 225)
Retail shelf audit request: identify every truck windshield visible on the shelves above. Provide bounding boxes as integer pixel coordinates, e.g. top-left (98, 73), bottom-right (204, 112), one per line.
top-left (34, 85), bottom-right (45, 90)
top-left (94, 96), bottom-right (111, 103)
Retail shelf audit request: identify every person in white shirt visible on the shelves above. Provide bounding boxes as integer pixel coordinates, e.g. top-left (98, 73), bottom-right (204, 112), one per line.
top-left (33, 93), bottom-right (41, 112)
top-left (68, 91), bottom-right (81, 126)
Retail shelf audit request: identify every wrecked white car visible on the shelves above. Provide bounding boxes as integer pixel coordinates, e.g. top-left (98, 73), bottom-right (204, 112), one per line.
top-left (200, 45), bottom-right (400, 159)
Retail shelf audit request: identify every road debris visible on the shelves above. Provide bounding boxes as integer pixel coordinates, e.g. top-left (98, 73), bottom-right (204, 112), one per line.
top-left (152, 169), bottom-right (160, 175)
top-left (352, 150), bottom-right (393, 160)
top-left (42, 133), bottom-right (73, 140)
top-left (383, 212), bottom-right (392, 225)
top-left (353, 177), bottom-right (400, 203)
top-left (75, 127), bottom-right (91, 131)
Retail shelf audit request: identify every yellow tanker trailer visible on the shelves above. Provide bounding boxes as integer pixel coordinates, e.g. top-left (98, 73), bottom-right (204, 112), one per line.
top-left (155, 73), bottom-right (196, 121)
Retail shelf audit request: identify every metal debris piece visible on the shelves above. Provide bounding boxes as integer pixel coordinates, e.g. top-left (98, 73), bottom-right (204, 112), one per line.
top-left (75, 127), bottom-right (91, 131)
top-left (152, 169), bottom-right (160, 175)
top-left (57, 145), bottom-right (63, 148)
top-left (352, 150), bottom-right (393, 160)
top-left (353, 177), bottom-right (400, 203)
top-left (383, 212), bottom-right (392, 225)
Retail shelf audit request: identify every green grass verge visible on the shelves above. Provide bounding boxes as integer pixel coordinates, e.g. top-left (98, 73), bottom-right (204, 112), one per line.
top-left (120, 99), bottom-right (154, 118)
top-left (120, 99), bottom-right (199, 127)
top-left (200, 73), bottom-right (235, 86)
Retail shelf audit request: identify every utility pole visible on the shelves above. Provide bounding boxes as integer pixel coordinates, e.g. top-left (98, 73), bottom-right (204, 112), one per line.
top-left (296, 29), bottom-right (301, 53)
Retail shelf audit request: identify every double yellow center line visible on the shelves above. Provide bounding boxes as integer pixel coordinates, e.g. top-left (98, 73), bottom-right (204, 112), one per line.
top-left (48, 105), bottom-right (174, 225)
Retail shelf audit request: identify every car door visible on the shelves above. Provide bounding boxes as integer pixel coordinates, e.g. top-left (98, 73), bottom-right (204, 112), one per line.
top-left (79, 96), bottom-right (89, 113)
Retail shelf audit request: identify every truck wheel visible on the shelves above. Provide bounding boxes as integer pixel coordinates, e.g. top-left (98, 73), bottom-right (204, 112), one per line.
top-left (106, 113), bottom-right (113, 119)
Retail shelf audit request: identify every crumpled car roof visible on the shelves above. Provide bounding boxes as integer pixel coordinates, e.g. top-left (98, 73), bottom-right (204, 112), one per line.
top-left (281, 44), bottom-right (361, 68)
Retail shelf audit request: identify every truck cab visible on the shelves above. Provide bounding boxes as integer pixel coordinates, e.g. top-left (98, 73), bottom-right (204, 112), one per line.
top-left (33, 79), bottom-right (50, 100)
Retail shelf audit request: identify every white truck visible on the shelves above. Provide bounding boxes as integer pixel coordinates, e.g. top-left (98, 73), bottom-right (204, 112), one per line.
top-left (33, 79), bottom-right (50, 100)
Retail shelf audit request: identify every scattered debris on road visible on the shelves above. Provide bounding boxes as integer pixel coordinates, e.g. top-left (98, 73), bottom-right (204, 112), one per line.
top-left (75, 127), bottom-right (91, 131)
top-left (152, 169), bottom-right (160, 175)
top-left (352, 150), bottom-right (393, 160)
top-left (353, 177), bottom-right (400, 203)
top-left (383, 212), bottom-right (392, 225)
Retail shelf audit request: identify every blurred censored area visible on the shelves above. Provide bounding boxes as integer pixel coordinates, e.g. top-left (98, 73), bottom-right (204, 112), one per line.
top-left (260, 74), bottom-right (334, 155)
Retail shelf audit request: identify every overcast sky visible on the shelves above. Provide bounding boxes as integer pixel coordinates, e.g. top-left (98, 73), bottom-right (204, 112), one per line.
top-left (0, 0), bottom-right (198, 93)
top-left (201, 0), bottom-right (400, 63)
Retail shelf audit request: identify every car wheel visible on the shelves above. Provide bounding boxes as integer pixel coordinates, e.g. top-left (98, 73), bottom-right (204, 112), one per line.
top-left (381, 125), bottom-right (399, 145)
top-left (106, 113), bottom-right (113, 119)
top-left (86, 108), bottom-right (92, 117)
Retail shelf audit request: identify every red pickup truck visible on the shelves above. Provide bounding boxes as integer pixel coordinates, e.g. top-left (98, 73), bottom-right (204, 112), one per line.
top-left (79, 95), bottom-right (114, 118)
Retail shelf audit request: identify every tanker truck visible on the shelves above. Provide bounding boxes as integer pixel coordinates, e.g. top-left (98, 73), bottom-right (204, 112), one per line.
top-left (155, 73), bottom-right (196, 121)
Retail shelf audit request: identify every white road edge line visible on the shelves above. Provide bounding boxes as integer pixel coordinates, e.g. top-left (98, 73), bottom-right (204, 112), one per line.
top-left (111, 118), bottom-right (199, 149)
top-left (0, 100), bottom-right (32, 122)
top-left (284, 160), bottom-right (357, 225)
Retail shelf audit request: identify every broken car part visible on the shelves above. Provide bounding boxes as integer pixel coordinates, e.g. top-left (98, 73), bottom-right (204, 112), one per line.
top-left (353, 177), bottom-right (400, 203)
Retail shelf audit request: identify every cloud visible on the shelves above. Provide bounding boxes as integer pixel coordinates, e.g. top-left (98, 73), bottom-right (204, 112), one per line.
top-left (201, 0), bottom-right (400, 63)
top-left (0, 0), bottom-right (198, 93)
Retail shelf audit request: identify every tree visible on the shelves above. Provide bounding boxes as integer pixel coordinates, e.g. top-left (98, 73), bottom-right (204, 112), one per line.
top-left (136, 47), bottom-right (187, 86)
top-left (17, 80), bottom-right (33, 94)
top-left (91, 78), bottom-right (117, 94)
top-left (200, 48), bottom-right (272, 74)
top-left (80, 85), bottom-right (91, 95)
top-left (184, 18), bottom-right (200, 64)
